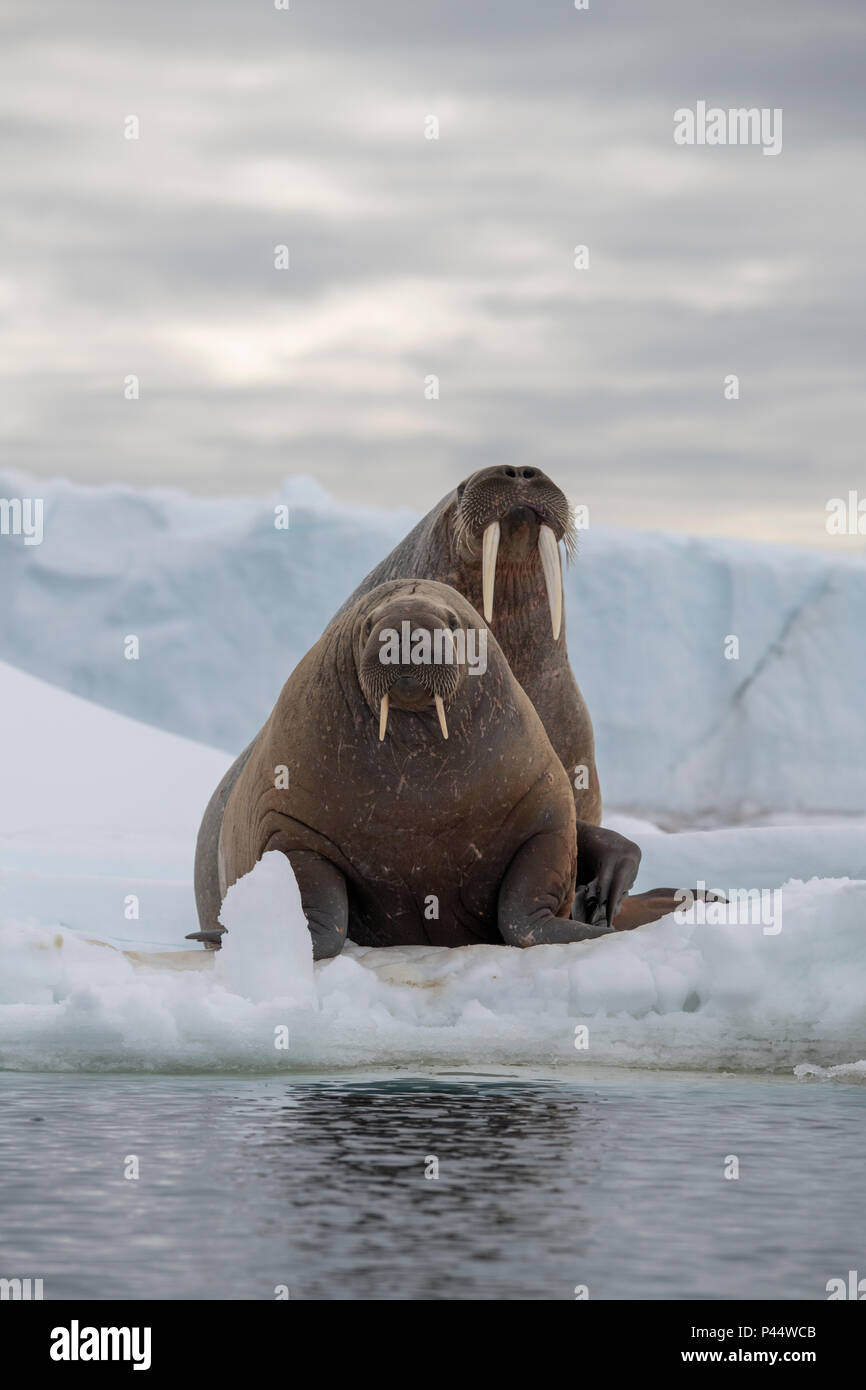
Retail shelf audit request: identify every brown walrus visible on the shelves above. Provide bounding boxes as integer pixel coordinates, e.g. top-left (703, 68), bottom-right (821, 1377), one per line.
top-left (330, 465), bottom-right (681, 930)
top-left (193, 580), bottom-right (627, 957)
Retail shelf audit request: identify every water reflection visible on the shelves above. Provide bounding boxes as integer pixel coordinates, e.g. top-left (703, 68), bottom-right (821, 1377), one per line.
top-left (1, 1074), bottom-right (863, 1300)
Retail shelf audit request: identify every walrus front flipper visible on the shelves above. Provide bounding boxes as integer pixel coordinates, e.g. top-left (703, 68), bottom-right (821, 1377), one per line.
top-left (575, 821), bottom-right (642, 931)
top-left (286, 849), bottom-right (349, 961)
top-left (498, 833), bottom-right (599, 947)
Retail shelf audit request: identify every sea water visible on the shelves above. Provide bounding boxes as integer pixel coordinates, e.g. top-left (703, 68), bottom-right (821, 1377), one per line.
top-left (1, 1071), bottom-right (863, 1302)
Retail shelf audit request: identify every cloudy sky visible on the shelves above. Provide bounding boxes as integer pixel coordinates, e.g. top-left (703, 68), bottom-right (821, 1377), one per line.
top-left (1, 0), bottom-right (864, 547)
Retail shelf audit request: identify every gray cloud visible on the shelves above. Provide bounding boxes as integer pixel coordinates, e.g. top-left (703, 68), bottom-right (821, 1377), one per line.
top-left (0, 0), bottom-right (864, 549)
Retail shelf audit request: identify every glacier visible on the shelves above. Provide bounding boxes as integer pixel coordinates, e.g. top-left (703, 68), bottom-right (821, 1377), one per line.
top-left (1, 469), bottom-right (864, 822)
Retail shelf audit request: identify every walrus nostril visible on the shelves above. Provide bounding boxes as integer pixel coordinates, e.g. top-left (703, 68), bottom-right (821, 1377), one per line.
top-left (502, 466), bottom-right (518, 479)
top-left (521, 468), bottom-right (537, 479)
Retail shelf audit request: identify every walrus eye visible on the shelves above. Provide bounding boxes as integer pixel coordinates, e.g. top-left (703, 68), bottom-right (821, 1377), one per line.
top-left (364, 618), bottom-right (373, 636)
top-left (456, 482), bottom-right (466, 502)
top-left (447, 614), bottom-right (459, 632)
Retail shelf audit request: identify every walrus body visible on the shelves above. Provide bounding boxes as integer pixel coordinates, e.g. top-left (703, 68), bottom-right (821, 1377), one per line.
top-left (194, 580), bottom-right (590, 957)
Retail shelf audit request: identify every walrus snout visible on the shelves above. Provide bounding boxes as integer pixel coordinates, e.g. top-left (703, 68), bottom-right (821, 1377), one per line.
top-left (357, 597), bottom-right (470, 743)
top-left (455, 465), bottom-right (574, 549)
top-left (376, 678), bottom-right (452, 741)
top-left (389, 674), bottom-right (433, 708)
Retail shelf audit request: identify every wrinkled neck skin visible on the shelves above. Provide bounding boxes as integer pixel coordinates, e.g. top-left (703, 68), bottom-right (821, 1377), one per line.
top-left (274, 606), bottom-right (530, 835)
top-left (346, 609), bottom-right (511, 779)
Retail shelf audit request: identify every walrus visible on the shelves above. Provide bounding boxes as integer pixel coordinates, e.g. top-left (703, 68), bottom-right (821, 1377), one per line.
top-left (330, 466), bottom-right (681, 929)
top-left (193, 580), bottom-right (626, 957)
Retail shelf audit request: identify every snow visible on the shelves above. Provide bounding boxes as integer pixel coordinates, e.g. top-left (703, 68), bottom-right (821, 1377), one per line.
top-left (794, 1061), bottom-right (866, 1084)
top-left (1, 659), bottom-right (864, 1077)
top-left (2, 470), bottom-right (865, 822)
top-left (611, 818), bottom-right (866, 896)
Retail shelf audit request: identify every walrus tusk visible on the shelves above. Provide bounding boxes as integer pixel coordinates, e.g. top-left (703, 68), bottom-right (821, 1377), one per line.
top-left (379, 693), bottom-right (389, 741)
top-left (434, 693), bottom-right (449, 739)
top-left (481, 520), bottom-right (500, 622)
top-left (538, 524), bottom-right (562, 640)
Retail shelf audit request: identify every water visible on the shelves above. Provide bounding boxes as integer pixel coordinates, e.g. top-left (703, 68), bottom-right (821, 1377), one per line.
top-left (1, 1071), bottom-right (863, 1301)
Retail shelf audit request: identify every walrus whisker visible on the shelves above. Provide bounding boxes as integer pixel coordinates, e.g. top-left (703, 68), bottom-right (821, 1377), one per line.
top-left (481, 520), bottom-right (500, 622)
top-left (561, 506), bottom-right (578, 564)
top-left (379, 693), bottom-right (389, 741)
top-left (434, 693), bottom-right (449, 740)
top-left (538, 524), bottom-right (562, 640)
top-left (453, 511), bottom-right (480, 558)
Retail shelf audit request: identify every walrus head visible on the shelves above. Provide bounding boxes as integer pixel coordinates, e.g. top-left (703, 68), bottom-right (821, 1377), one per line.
top-left (355, 585), bottom-right (474, 743)
top-left (452, 466), bottom-right (575, 639)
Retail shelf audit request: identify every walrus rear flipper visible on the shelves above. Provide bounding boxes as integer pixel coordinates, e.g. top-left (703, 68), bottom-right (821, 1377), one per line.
top-left (611, 887), bottom-right (728, 932)
top-left (567, 886), bottom-right (729, 936)
top-left (185, 927), bottom-right (226, 950)
top-left (192, 738), bottom-right (258, 950)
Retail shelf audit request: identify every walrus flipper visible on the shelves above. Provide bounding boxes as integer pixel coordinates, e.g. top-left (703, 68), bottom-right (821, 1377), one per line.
top-left (498, 833), bottom-right (596, 947)
top-left (185, 927), bottom-right (226, 950)
top-left (193, 738), bottom-right (258, 949)
top-left (575, 821), bottom-right (641, 929)
top-left (611, 887), bottom-right (727, 932)
top-left (286, 850), bottom-right (349, 961)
